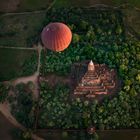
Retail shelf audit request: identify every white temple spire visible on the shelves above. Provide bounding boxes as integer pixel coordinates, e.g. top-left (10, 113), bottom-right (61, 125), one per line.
top-left (88, 60), bottom-right (95, 71)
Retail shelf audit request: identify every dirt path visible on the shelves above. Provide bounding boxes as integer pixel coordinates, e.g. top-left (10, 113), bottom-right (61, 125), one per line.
top-left (0, 102), bottom-right (44, 140)
top-left (11, 43), bottom-right (43, 99)
top-left (0, 112), bottom-right (15, 140)
top-left (0, 43), bottom-right (43, 139)
top-left (12, 72), bottom-right (39, 99)
top-left (0, 102), bottom-right (25, 130)
top-left (37, 43), bottom-right (43, 74)
top-left (0, 46), bottom-right (37, 50)
top-left (0, 43), bottom-right (43, 138)
top-left (41, 74), bottom-right (71, 88)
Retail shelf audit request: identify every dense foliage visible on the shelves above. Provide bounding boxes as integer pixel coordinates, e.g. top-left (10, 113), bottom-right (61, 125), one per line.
top-left (41, 44), bottom-right (86, 75)
top-left (41, 7), bottom-right (125, 75)
top-left (21, 52), bottom-right (38, 76)
top-left (41, 7), bottom-right (140, 93)
top-left (0, 82), bottom-right (10, 103)
top-left (39, 83), bottom-right (70, 128)
top-left (9, 83), bottom-right (36, 128)
top-left (39, 82), bottom-right (140, 129)
top-left (39, 7), bottom-right (140, 130)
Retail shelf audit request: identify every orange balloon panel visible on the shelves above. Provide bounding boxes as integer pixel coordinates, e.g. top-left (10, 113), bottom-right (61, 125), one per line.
top-left (41, 22), bottom-right (72, 52)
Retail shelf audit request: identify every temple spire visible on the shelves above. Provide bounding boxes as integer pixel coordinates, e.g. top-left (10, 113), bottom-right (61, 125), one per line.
top-left (88, 60), bottom-right (95, 71)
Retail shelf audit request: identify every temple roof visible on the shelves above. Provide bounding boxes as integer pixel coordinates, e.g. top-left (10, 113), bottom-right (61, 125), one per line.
top-left (73, 60), bottom-right (116, 98)
top-left (88, 60), bottom-right (95, 71)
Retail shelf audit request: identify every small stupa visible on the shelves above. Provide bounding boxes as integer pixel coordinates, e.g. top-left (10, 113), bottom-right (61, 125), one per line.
top-left (88, 60), bottom-right (95, 71)
top-left (74, 60), bottom-right (116, 98)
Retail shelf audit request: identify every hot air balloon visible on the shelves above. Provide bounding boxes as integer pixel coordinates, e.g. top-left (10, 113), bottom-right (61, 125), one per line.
top-left (41, 22), bottom-right (72, 52)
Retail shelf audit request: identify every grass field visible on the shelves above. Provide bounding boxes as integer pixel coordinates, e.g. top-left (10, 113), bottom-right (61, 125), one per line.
top-left (18, 0), bottom-right (53, 11)
top-left (0, 13), bottom-right (45, 48)
top-left (0, 113), bottom-right (16, 140)
top-left (0, 0), bottom-right (54, 12)
top-left (0, 48), bottom-right (38, 82)
top-left (122, 7), bottom-right (140, 35)
top-left (0, 0), bottom-right (140, 13)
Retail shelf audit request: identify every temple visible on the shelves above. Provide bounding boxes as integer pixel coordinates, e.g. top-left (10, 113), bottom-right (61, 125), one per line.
top-left (74, 60), bottom-right (116, 98)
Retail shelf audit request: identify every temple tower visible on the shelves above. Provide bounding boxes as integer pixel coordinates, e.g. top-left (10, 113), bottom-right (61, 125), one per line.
top-left (88, 60), bottom-right (95, 71)
top-left (73, 60), bottom-right (116, 98)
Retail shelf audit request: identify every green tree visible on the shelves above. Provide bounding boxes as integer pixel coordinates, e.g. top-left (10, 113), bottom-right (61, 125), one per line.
top-left (72, 33), bottom-right (80, 44)
top-left (80, 20), bottom-right (89, 30)
top-left (0, 83), bottom-right (9, 103)
top-left (86, 29), bottom-right (96, 41)
top-left (130, 87), bottom-right (137, 96)
top-left (116, 25), bottom-right (123, 34)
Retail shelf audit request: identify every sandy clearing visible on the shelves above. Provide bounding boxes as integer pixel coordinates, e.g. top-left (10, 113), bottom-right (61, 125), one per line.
top-left (0, 102), bottom-right (25, 130)
top-left (12, 72), bottom-right (39, 99)
top-left (0, 0), bottom-right (20, 12)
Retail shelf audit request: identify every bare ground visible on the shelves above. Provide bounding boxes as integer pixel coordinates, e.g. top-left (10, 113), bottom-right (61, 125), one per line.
top-left (0, 102), bottom-right (44, 140)
top-left (40, 74), bottom-right (71, 88)
top-left (0, 102), bottom-right (25, 130)
top-left (0, 112), bottom-right (15, 140)
top-left (0, 43), bottom-right (44, 139)
top-left (12, 72), bottom-right (39, 99)
top-left (0, 0), bottom-right (20, 12)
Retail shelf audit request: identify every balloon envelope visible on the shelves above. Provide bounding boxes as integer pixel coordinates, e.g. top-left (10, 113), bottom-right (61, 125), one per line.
top-left (41, 22), bottom-right (72, 52)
